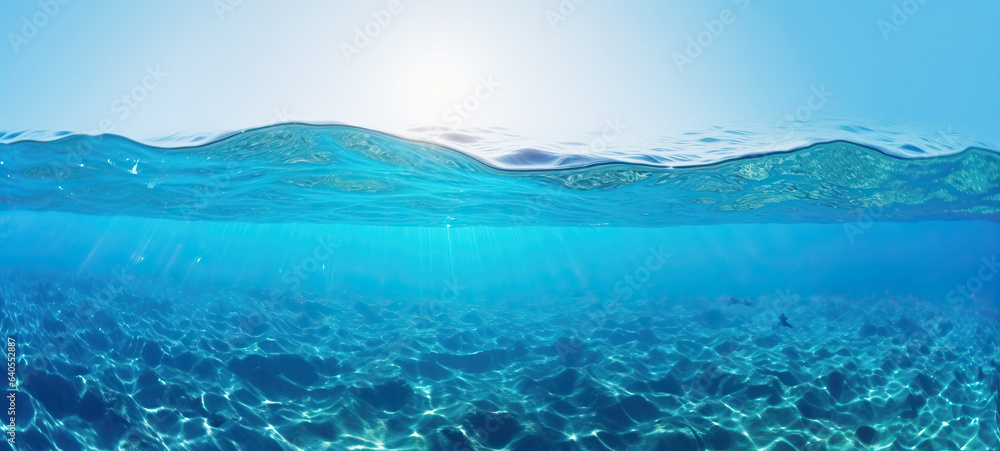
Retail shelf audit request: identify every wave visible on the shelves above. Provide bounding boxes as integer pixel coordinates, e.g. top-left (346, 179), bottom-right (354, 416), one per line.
top-left (1, 123), bottom-right (998, 225)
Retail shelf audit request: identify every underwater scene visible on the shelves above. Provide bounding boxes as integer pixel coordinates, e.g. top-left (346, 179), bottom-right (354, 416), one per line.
top-left (2, 1), bottom-right (999, 451)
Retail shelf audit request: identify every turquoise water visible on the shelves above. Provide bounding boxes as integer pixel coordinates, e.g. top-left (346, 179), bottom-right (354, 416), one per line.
top-left (1, 126), bottom-right (999, 450)
top-left (2, 124), bottom-right (998, 225)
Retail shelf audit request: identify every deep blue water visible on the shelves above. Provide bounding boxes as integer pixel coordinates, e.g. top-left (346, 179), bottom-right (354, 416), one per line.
top-left (1, 126), bottom-right (999, 450)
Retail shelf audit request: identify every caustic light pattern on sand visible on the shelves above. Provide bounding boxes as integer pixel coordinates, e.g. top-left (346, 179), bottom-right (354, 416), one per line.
top-left (1, 123), bottom-right (999, 450)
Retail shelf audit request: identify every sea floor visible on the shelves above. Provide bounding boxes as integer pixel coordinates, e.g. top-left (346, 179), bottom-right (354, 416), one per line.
top-left (2, 269), bottom-right (999, 450)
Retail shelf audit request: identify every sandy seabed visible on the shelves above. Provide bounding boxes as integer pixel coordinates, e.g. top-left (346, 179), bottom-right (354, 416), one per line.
top-left (2, 269), bottom-right (999, 450)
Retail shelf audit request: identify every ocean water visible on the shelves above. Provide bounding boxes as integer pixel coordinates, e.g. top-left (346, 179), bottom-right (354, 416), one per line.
top-left (1, 124), bottom-right (999, 450)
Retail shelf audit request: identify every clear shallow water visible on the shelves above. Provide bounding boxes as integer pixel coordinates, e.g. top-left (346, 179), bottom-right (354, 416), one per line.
top-left (1, 124), bottom-right (999, 225)
top-left (1, 126), bottom-right (999, 450)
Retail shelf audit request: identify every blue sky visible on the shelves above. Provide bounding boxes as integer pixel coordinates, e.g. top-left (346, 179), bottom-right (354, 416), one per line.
top-left (1, 0), bottom-right (997, 145)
